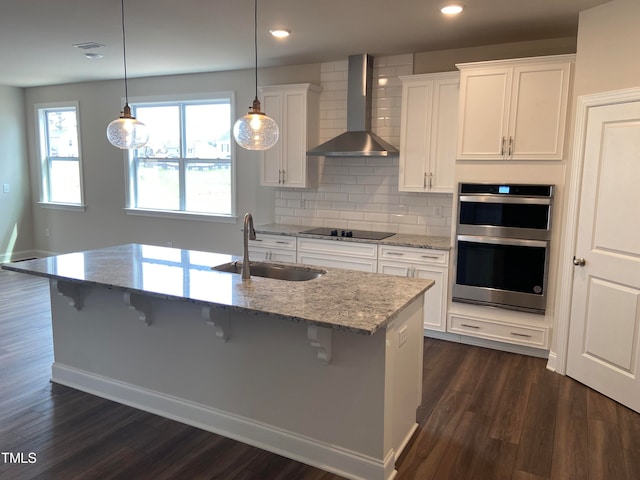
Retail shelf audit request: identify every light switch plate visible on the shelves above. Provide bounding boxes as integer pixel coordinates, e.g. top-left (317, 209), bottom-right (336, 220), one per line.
top-left (2, 184), bottom-right (8, 193)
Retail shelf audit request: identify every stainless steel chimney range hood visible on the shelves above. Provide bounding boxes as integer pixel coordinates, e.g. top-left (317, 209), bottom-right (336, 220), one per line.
top-left (307, 54), bottom-right (399, 157)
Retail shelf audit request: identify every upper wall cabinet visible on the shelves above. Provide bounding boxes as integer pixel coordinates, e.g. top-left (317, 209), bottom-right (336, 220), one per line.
top-left (259, 83), bottom-right (322, 188)
top-left (398, 72), bottom-right (459, 193)
top-left (456, 55), bottom-right (575, 161)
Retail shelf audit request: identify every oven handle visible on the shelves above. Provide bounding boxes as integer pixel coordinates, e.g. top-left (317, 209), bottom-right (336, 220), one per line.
top-left (457, 235), bottom-right (548, 248)
top-left (459, 195), bottom-right (551, 205)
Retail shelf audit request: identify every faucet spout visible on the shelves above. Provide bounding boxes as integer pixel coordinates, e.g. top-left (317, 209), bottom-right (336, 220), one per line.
top-left (242, 212), bottom-right (256, 280)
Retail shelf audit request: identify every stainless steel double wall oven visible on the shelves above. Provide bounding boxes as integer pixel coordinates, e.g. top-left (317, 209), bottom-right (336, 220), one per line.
top-left (453, 183), bottom-right (554, 314)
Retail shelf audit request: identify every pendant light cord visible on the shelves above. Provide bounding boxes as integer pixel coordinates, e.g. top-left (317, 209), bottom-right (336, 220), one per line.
top-left (254, 0), bottom-right (258, 100)
top-left (120, 0), bottom-right (130, 105)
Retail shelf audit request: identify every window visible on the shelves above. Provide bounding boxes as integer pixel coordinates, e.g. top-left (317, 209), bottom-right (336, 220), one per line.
top-left (127, 94), bottom-right (235, 219)
top-left (36, 103), bottom-right (84, 206)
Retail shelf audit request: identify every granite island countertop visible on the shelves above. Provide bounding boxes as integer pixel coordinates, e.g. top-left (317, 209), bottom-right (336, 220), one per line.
top-left (2, 244), bottom-right (433, 336)
top-left (253, 223), bottom-right (452, 250)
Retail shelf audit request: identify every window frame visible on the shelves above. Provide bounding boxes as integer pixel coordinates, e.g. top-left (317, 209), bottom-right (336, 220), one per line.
top-left (124, 92), bottom-right (237, 223)
top-left (35, 101), bottom-right (86, 211)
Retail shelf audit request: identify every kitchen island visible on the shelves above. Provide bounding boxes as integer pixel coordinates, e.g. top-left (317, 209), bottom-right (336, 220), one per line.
top-left (2, 244), bottom-right (433, 480)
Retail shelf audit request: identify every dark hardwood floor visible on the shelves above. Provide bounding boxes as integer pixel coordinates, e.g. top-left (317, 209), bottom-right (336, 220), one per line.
top-left (1, 269), bottom-right (639, 479)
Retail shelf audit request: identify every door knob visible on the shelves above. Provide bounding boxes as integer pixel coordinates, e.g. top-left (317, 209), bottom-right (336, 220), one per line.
top-left (572, 256), bottom-right (586, 267)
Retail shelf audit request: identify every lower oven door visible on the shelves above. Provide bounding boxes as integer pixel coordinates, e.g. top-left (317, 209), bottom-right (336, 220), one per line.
top-left (453, 235), bottom-right (550, 313)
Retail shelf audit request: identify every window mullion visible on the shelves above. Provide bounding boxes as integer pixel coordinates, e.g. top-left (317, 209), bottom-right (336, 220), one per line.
top-left (179, 104), bottom-right (187, 211)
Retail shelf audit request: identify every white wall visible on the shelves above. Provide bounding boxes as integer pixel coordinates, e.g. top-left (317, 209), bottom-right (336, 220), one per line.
top-left (550, 0), bottom-right (640, 355)
top-left (23, 64), bottom-right (320, 256)
top-left (0, 85), bottom-right (33, 261)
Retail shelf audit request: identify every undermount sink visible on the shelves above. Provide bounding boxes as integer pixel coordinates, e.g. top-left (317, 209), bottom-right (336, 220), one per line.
top-left (212, 261), bottom-right (325, 281)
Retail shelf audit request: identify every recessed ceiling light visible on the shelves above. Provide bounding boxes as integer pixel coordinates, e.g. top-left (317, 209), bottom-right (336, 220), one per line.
top-left (440, 4), bottom-right (464, 15)
top-left (84, 53), bottom-right (104, 59)
top-left (269, 28), bottom-right (291, 38)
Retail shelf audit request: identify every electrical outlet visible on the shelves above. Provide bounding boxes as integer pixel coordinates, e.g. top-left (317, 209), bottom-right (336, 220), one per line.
top-left (433, 206), bottom-right (442, 218)
top-left (2, 184), bottom-right (8, 193)
top-left (398, 326), bottom-right (408, 348)
top-left (166, 241), bottom-right (173, 247)
top-left (44, 227), bottom-right (50, 237)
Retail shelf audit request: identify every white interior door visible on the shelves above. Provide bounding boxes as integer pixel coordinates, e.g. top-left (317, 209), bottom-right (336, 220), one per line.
top-left (566, 97), bottom-right (640, 412)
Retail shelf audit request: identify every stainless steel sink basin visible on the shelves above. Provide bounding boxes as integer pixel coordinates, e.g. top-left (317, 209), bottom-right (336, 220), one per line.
top-left (212, 261), bottom-right (325, 281)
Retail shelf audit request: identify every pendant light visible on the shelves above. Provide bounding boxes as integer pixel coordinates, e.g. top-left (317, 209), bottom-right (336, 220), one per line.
top-left (233, 0), bottom-right (279, 151)
top-left (106, 0), bottom-right (149, 149)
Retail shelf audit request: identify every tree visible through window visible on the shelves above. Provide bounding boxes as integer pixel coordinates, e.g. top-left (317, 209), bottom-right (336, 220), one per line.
top-left (128, 97), bottom-right (234, 216)
top-left (37, 104), bottom-right (83, 205)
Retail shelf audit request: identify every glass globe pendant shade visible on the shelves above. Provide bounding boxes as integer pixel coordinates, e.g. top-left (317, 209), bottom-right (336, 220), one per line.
top-left (106, 104), bottom-right (149, 149)
top-left (233, 97), bottom-right (279, 150)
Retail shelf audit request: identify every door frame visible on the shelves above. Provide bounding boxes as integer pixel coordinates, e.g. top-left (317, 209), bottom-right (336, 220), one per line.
top-left (552, 85), bottom-right (640, 374)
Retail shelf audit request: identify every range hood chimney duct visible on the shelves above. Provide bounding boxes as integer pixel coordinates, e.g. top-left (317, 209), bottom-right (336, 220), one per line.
top-left (307, 54), bottom-right (399, 157)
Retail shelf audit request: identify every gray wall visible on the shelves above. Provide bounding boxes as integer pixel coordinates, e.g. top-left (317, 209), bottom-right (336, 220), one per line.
top-left (0, 85), bottom-right (33, 261)
top-left (23, 63), bottom-right (321, 256)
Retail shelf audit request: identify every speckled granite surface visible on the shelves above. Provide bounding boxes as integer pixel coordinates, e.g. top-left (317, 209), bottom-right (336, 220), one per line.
top-left (2, 244), bottom-right (433, 336)
top-left (254, 223), bottom-right (451, 250)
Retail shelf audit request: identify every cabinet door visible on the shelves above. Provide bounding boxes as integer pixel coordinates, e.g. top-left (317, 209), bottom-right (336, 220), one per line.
top-left (281, 90), bottom-right (307, 187)
top-left (377, 260), bottom-right (412, 277)
top-left (398, 80), bottom-right (433, 192)
top-left (429, 76), bottom-right (459, 193)
top-left (457, 67), bottom-right (511, 160)
top-left (413, 265), bottom-right (447, 332)
top-left (260, 91), bottom-right (283, 186)
top-left (378, 259), bottom-right (448, 332)
top-left (508, 61), bottom-right (572, 160)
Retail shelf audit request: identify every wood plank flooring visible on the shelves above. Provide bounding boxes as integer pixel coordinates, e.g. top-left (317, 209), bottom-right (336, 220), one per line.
top-left (1, 269), bottom-right (640, 479)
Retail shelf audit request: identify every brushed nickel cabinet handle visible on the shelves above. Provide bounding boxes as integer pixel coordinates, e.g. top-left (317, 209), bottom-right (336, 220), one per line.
top-left (461, 323), bottom-right (480, 329)
top-left (511, 332), bottom-right (532, 338)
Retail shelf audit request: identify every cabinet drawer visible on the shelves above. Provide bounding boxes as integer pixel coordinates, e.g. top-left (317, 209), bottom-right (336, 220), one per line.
top-left (250, 234), bottom-right (296, 250)
top-left (448, 313), bottom-right (548, 348)
top-left (297, 238), bottom-right (377, 259)
top-left (378, 245), bottom-right (448, 265)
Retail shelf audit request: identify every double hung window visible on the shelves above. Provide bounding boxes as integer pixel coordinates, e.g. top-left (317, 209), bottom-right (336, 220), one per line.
top-left (36, 103), bottom-right (83, 206)
top-left (127, 94), bottom-right (235, 218)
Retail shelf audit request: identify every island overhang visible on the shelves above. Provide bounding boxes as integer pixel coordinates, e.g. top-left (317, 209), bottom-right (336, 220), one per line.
top-left (2, 244), bottom-right (434, 480)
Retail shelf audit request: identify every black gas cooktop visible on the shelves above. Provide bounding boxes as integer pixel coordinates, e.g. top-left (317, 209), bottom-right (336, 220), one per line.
top-left (299, 227), bottom-right (394, 241)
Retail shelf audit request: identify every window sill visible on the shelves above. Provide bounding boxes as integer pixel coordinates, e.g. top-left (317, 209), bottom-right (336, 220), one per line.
top-left (38, 202), bottom-right (86, 212)
top-left (124, 208), bottom-right (237, 224)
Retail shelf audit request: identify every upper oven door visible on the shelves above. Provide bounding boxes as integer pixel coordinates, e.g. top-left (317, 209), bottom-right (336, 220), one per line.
top-left (458, 195), bottom-right (552, 240)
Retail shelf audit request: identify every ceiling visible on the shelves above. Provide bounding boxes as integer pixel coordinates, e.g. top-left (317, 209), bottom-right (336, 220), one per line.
top-left (0, 0), bottom-right (609, 88)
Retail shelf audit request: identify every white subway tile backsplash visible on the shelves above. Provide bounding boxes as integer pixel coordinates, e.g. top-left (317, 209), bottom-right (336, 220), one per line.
top-left (273, 54), bottom-right (453, 236)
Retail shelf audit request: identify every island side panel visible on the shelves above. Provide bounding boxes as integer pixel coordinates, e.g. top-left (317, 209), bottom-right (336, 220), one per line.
top-left (47, 281), bottom-right (393, 469)
top-left (383, 296), bottom-right (424, 460)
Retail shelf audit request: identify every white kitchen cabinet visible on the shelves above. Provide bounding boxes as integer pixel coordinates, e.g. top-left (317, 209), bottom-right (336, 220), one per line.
top-left (296, 238), bottom-right (377, 273)
top-left (448, 311), bottom-right (548, 349)
top-left (378, 245), bottom-right (449, 332)
top-left (259, 84), bottom-right (321, 187)
top-left (456, 54), bottom-right (574, 161)
top-left (398, 72), bottom-right (459, 193)
top-left (249, 234), bottom-right (296, 263)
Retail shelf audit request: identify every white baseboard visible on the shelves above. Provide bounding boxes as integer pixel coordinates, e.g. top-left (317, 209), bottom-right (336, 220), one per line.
top-left (0, 249), bottom-right (39, 263)
top-left (51, 363), bottom-right (395, 480)
top-left (546, 351), bottom-right (558, 372)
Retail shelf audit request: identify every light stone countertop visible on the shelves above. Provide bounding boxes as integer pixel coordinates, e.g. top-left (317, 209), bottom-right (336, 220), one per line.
top-left (2, 244), bottom-right (433, 336)
top-left (253, 223), bottom-right (452, 250)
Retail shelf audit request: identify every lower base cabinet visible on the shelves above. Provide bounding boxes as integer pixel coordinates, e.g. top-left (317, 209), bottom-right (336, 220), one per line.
top-left (296, 238), bottom-right (378, 273)
top-left (378, 245), bottom-right (449, 332)
top-left (248, 234), bottom-right (296, 263)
